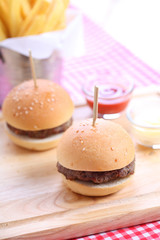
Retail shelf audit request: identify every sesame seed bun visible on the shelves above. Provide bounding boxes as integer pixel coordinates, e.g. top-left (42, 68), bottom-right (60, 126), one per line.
top-left (2, 79), bottom-right (74, 151)
top-left (57, 119), bottom-right (135, 171)
top-left (57, 118), bottom-right (135, 196)
top-left (2, 79), bottom-right (74, 131)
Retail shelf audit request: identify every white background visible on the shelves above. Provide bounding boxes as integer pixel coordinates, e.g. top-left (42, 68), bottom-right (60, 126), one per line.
top-left (71, 0), bottom-right (160, 73)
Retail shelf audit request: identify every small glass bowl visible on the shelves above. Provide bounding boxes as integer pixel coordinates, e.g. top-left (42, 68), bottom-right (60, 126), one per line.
top-left (82, 71), bottom-right (134, 119)
top-left (126, 95), bottom-right (160, 149)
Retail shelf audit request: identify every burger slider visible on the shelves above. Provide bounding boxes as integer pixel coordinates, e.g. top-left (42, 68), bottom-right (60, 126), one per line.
top-left (57, 118), bottom-right (135, 196)
top-left (2, 79), bottom-right (74, 151)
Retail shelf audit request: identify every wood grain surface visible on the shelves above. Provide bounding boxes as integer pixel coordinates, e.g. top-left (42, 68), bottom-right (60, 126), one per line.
top-left (0, 104), bottom-right (160, 240)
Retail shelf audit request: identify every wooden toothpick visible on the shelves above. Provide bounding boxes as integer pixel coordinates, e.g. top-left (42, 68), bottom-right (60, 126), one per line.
top-left (29, 49), bottom-right (38, 88)
top-left (92, 86), bottom-right (99, 126)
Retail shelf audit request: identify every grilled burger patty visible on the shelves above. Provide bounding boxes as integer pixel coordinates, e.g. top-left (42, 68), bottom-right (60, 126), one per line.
top-left (7, 118), bottom-right (72, 139)
top-left (57, 160), bottom-right (135, 184)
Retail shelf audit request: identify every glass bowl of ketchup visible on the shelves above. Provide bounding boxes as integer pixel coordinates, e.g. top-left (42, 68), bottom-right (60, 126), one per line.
top-left (83, 72), bottom-right (134, 119)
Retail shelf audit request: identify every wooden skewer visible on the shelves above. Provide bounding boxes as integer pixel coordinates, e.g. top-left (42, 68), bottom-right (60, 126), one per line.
top-left (92, 86), bottom-right (99, 127)
top-left (29, 49), bottom-right (38, 88)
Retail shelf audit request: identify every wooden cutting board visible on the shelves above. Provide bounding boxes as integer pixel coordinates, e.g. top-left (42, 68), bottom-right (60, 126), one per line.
top-left (0, 104), bottom-right (160, 240)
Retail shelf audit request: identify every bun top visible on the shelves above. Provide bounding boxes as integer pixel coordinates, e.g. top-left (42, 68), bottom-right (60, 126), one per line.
top-left (2, 79), bottom-right (74, 130)
top-left (57, 118), bottom-right (135, 171)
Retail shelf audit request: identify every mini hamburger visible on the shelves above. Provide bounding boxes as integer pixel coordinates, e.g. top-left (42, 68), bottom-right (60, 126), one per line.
top-left (2, 79), bottom-right (74, 151)
top-left (57, 118), bottom-right (135, 196)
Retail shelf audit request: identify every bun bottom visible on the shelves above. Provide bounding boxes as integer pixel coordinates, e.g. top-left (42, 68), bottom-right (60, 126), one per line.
top-left (5, 124), bottom-right (63, 151)
top-left (63, 175), bottom-right (132, 196)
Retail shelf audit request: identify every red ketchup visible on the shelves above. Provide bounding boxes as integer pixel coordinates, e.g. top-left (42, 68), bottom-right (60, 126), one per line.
top-left (86, 84), bottom-right (131, 114)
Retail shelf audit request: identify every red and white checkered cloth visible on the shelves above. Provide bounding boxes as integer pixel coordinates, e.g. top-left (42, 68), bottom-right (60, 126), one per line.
top-left (61, 14), bottom-right (160, 240)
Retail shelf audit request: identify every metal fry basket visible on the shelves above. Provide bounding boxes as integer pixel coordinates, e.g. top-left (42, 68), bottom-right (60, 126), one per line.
top-left (0, 47), bottom-right (63, 107)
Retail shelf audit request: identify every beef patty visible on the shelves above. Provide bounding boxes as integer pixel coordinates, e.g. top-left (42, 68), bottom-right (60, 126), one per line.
top-left (7, 118), bottom-right (72, 139)
top-left (57, 159), bottom-right (135, 184)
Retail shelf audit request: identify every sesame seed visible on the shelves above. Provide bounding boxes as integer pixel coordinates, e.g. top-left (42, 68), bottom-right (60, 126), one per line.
top-left (47, 99), bottom-right (51, 102)
top-left (34, 125), bottom-right (38, 129)
top-left (51, 98), bottom-right (55, 102)
top-left (34, 99), bottom-right (38, 103)
top-left (25, 111), bottom-right (29, 114)
top-left (17, 106), bottom-right (21, 110)
top-left (111, 147), bottom-right (114, 151)
top-left (29, 107), bottom-right (33, 110)
top-left (15, 113), bottom-right (19, 117)
top-left (40, 101), bottom-right (43, 105)
top-left (31, 102), bottom-right (34, 106)
top-left (51, 108), bottom-right (54, 111)
top-left (81, 140), bottom-right (84, 144)
top-left (82, 147), bottom-right (86, 151)
top-left (76, 130), bottom-right (79, 133)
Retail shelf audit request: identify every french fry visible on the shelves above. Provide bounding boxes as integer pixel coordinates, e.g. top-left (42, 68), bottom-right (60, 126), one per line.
top-left (44, 0), bottom-right (65, 32)
top-left (29, 0), bottom-right (37, 7)
top-left (9, 0), bottom-right (22, 37)
top-left (23, 15), bottom-right (45, 36)
top-left (18, 0), bottom-right (44, 36)
top-left (0, 19), bottom-right (7, 41)
top-left (63, 0), bottom-right (69, 8)
top-left (21, 0), bottom-right (31, 20)
top-left (54, 2), bottom-right (67, 31)
top-left (38, 0), bottom-right (50, 14)
top-left (0, 0), bottom-right (10, 37)
top-left (55, 13), bottom-right (66, 30)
